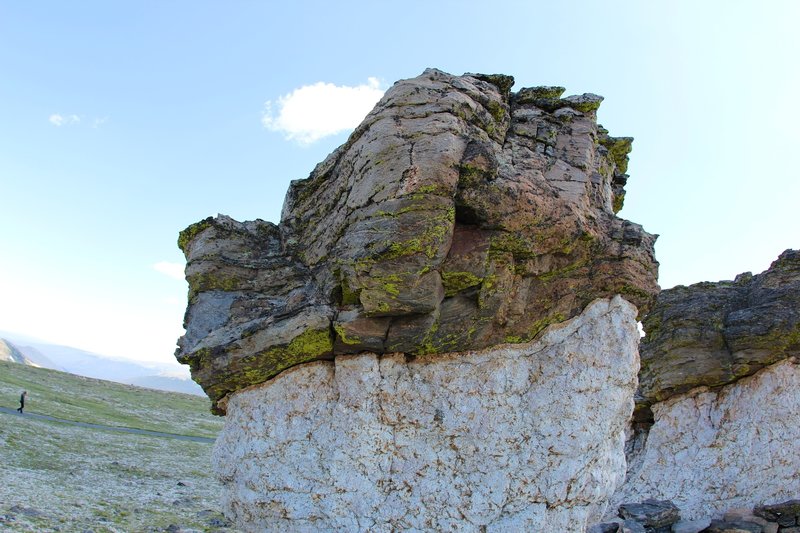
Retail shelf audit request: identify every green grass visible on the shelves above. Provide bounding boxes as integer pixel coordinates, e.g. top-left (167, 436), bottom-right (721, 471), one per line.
top-left (0, 360), bottom-right (223, 437)
top-left (0, 361), bottom-right (234, 532)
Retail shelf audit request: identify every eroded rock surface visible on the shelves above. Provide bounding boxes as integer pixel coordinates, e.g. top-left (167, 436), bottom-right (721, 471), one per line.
top-left (176, 69), bottom-right (658, 412)
top-left (213, 297), bottom-right (640, 532)
top-left (638, 249), bottom-right (800, 409)
top-left (615, 250), bottom-right (800, 522)
top-left (614, 357), bottom-right (800, 521)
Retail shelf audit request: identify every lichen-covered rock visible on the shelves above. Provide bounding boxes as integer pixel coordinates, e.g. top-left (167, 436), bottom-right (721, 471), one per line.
top-left (638, 249), bottom-right (800, 411)
top-left (176, 68), bottom-right (659, 412)
top-left (213, 297), bottom-right (640, 532)
top-left (612, 358), bottom-right (800, 521)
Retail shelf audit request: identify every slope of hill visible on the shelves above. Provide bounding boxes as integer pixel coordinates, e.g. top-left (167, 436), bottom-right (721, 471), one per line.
top-left (0, 361), bottom-right (233, 531)
top-left (0, 338), bottom-right (34, 365)
top-left (0, 330), bottom-right (203, 396)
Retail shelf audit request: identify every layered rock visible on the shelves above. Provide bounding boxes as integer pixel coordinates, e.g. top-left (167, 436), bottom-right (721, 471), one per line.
top-left (637, 249), bottom-right (800, 411)
top-left (615, 250), bottom-right (800, 521)
top-left (176, 69), bottom-right (659, 413)
top-left (214, 297), bottom-right (641, 532)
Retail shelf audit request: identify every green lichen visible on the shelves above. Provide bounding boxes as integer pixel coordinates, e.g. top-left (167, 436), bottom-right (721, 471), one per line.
top-left (612, 193), bottom-right (625, 214)
top-left (485, 99), bottom-right (506, 123)
top-left (600, 136), bottom-right (633, 174)
top-left (381, 207), bottom-right (454, 260)
top-left (441, 271), bottom-right (483, 297)
top-left (536, 259), bottom-right (589, 282)
top-left (333, 324), bottom-right (362, 345)
top-left (489, 232), bottom-right (536, 260)
top-left (516, 86), bottom-right (566, 104)
top-left (178, 217), bottom-right (214, 252)
top-left (528, 312), bottom-right (566, 339)
top-left (341, 280), bottom-right (361, 306)
top-left (264, 328), bottom-right (333, 361)
top-left (568, 100), bottom-right (602, 113)
top-left (186, 272), bottom-right (242, 301)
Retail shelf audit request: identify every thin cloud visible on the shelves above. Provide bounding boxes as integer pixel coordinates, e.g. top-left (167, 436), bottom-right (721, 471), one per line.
top-left (262, 77), bottom-right (385, 145)
top-left (49, 113), bottom-right (80, 126)
top-left (153, 261), bottom-right (185, 281)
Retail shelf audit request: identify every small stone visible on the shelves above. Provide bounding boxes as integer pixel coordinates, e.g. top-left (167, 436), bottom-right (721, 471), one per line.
top-left (754, 499), bottom-right (800, 527)
top-left (8, 505), bottom-right (44, 518)
top-left (672, 518), bottom-right (712, 533)
top-left (621, 520), bottom-right (647, 533)
top-left (618, 499), bottom-right (681, 529)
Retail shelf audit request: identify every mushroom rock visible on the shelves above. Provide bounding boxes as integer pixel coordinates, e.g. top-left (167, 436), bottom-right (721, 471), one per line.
top-left (176, 69), bottom-right (659, 531)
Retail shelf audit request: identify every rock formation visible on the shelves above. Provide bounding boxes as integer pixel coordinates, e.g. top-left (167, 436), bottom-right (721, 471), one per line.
top-left (613, 249), bottom-right (800, 522)
top-left (214, 297), bottom-right (640, 531)
top-left (176, 68), bottom-right (661, 531)
top-left (176, 68), bottom-right (658, 414)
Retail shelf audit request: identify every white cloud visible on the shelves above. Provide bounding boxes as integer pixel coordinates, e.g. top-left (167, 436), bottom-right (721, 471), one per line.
top-left (153, 261), bottom-right (185, 281)
top-left (262, 77), bottom-right (385, 145)
top-left (49, 113), bottom-right (80, 126)
top-left (92, 116), bottom-right (109, 128)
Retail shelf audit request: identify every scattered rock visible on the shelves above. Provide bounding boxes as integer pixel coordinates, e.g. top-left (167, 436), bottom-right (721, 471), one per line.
top-left (8, 505), bottom-right (44, 518)
top-left (618, 499), bottom-right (680, 531)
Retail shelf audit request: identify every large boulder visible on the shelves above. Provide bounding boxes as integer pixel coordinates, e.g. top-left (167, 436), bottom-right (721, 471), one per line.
top-left (175, 69), bottom-right (658, 413)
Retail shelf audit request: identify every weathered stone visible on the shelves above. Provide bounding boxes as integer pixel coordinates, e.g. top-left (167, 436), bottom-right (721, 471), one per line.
top-left (176, 69), bottom-right (658, 411)
top-left (587, 520), bottom-right (648, 533)
top-left (638, 249), bottom-right (800, 411)
top-left (753, 499), bottom-right (800, 527)
top-left (213, 297), bottom-right (640, 532)
top-left (588, 522), bottom-right (624, 533)
top-left (618, 499), bottom-right (680, 530)
top-left (612, 358), bottom-right (800, 521)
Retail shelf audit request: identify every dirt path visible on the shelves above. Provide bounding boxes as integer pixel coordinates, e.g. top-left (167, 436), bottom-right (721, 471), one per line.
top-left (0, 406), bottom-right (215, 443)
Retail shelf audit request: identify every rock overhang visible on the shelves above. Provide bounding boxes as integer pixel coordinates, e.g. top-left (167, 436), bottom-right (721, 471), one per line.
top-left (175, 68), bottom-right (660, 413)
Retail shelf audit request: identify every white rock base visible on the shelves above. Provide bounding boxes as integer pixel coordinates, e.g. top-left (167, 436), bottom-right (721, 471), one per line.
top-left (613, 357), bottom-right (800, 521)
top-left (213, 297), bottom-right (640, 532)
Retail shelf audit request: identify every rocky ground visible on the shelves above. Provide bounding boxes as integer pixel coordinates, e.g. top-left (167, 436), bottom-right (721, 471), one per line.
top-left (0, 361), bottom-right (235, 532)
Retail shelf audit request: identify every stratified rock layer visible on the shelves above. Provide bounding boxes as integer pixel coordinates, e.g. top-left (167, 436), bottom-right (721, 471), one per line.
top-left (176, 69), bottom-right (658, 412)
top-left (638, 249), bottom-right (800, 409)
top-left (213, 297), bottom-right (640, 532)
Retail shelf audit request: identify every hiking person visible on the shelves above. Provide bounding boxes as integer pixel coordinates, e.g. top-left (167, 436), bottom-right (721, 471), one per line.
top-left (17, 390), bottom-right (27, 413)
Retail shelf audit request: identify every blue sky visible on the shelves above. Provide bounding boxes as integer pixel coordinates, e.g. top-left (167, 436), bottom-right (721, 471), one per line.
top-left (1, 1), bottom-right (798, 368)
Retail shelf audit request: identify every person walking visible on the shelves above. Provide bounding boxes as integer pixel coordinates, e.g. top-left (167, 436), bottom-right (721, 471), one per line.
top-left (17, 390), bottom-right (27, 413)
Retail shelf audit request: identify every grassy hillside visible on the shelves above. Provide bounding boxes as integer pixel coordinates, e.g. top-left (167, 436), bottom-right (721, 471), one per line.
top-left (0, 361), bottom-right (234, 532)
top-left (0, 360), bottom-right (221, 437)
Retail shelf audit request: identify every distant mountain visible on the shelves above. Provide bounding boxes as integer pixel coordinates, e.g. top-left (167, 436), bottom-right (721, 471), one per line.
top-left (0, 331), bottom-right (205, 397)
top-left (0, 338), bottom-right (34, 365)
top-left (12, 343), bottom-right (62, 370)
top-left (122, 375), bottom-right (205, 396)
